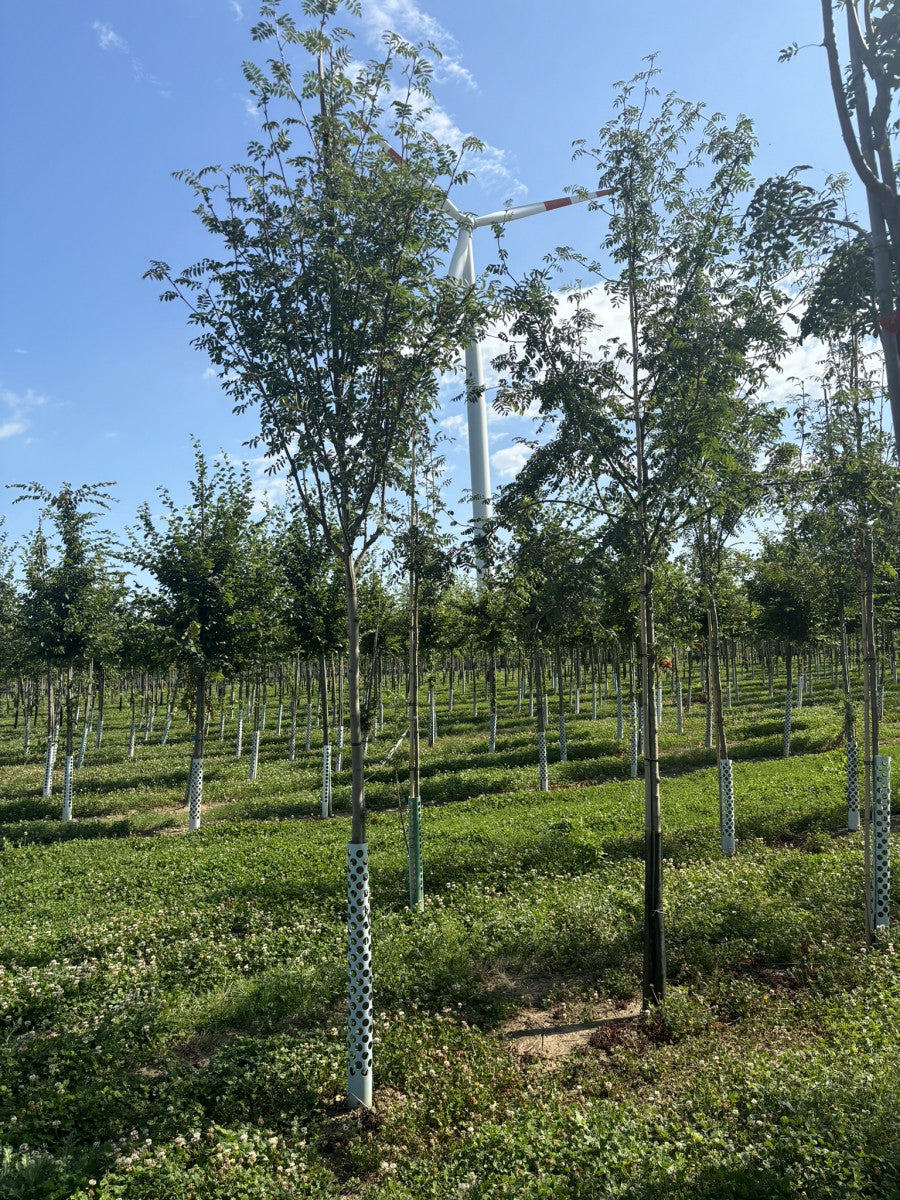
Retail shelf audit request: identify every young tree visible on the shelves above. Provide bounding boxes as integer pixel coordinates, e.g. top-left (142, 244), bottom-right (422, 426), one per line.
top-left (12, 482), bottom-right (115, 819)
top-left (494, 69), bottom-right (794, 1005)
top-left (146, 1), bottom-right (490, 1107)
top-left (129, 445), bottom-right (255, 830)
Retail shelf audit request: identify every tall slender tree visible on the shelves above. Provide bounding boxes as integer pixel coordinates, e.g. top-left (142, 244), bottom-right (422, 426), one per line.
top-left (146, 1), bottom-right (490, 1107)
top-left (495, 68), bottom-right (794, 1004)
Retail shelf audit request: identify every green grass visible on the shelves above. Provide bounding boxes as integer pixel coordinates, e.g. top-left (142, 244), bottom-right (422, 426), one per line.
top-left (0, 667), bottom-right (898, 1197)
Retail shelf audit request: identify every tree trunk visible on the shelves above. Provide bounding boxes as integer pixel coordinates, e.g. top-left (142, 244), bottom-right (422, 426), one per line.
top-left (640, 562), bottom-right (665, 1006)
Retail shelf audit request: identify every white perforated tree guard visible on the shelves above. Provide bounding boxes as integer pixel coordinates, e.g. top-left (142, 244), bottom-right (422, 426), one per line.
top-left (557, 713), bottom-right (567, 762)
top-left (95, 718), bottom-right (104, 749)
top-left (128, 721), bottom-right (136, 759)
top-left (188, 757), bottom-right (203, 831)
top-left (77, 726), bottom-right (89, 769)
top-left (337, 726), bottom-right (345, 774)
top-left (408, 796), bottom-right (424, 911)
top-left (489, 710), bottom-right (497, 753)
top-left (23, 717), bottom-right (30, 756)
top-left (347, 843), bottom-right (373, 1109)
top-left (616, 690), bottom-right (624, 741)
top-left (783, 691), bottom-right (792, 758)
top-left (305, 703), bottom-right (313, 752)
top-left (592, 684), bottom-right (597, 721)
top-left (261, 704), bottom-right (267, 731)
top-left (42, 739), bottom-right (57, 799)
top-left (574, 687), bottom-right (580, 715)
top-left (321, 744), bottom-right (332, 818)
top-left (676, 682), bottom-right (683, 734)
top-left (538, 730), bottom-right (549, 792)
top-left (145, 706), bottom-right (155, 741)
top-left (797, 674), bottom-right (804, 709)
top-left (160, 715), bottom-right (172, 746)
top-left (61, 754), bottom-right (74, 822)
top-left (720, 758), bottom-right (735, 857)
top-left (276, 703), bottom-right (283, 737)
top-left (249, 729), bottom-right (260, 781)
top-left (630, 700), bottom-right (638, 779)
top-left (235, 712), bottom-right (244, 758)
top-left (846, 740), bottom-right (860, 831)
top-left (871, 755), bottom-right (891, 930)
top-left (219, 710), bottom-right (226, 741)
top-left (726, 678), bottom-right (732, 709)
top-left (288, 719), bottom-right (297, 761)
top-left (429, 696), bottom-right (437, 744)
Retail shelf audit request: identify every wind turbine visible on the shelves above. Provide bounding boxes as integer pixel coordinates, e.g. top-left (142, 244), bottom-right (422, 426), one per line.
top-left (379, 136), bottom-right (611, 558)
top-left (441, 185), bottom-right (612, 551)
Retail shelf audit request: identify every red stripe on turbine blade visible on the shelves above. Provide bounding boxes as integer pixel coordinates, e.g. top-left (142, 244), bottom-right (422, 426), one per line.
top-left (543, 196), bottom-right (573, 211)
top-left (387, 146), bottom-right (405, 165)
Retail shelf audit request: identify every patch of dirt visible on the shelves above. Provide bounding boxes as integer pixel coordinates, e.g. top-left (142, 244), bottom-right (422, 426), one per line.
top-left (497, 989), bottom-right (643, 1059)
top-left (588, 1010), bottom-right (672, 1053)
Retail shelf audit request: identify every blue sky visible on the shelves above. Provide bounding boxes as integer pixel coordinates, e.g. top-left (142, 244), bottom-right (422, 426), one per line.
top-left (0, 0), bottom-right (854, 552)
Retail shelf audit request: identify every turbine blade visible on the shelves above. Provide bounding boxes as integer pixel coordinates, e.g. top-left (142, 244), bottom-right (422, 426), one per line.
top-left (472, 187), bottom-right (613, 229)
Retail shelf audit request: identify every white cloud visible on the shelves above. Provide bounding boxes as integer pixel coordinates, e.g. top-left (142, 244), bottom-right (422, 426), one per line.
top-left (491, 444), bottom-right (531, 479)
top-left (93, 20), bottom-right (126, 51)
top-left (92, 20), bottom-right (168, 94)
top-left (230, 1), bottom-right (243, 18)
top-left (202, 367), bottom-right (218, 380)
top-left (0, 385), bottom-right (45, 442)
top-left (356, 2), bottom-right (525, 203)
top-left (361, 0), bottom-right (474, 87)
top-left (242, 452), bottom-right (291, 515)
top-left (438, 411), bottom-right (467, 440)
top-left (243, 97), bottom-right (259, 119)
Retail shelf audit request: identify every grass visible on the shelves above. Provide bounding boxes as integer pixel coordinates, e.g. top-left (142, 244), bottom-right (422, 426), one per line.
top-left (0, 665), bottom-right (898, 1197)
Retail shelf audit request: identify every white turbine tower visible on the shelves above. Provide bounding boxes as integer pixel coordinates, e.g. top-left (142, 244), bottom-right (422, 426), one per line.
top-left (441, 186), bottom-right (612, 547)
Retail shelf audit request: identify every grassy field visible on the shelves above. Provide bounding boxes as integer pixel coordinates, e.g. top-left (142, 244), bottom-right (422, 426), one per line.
top-left (0, 668), bottom-right (898, 1198)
